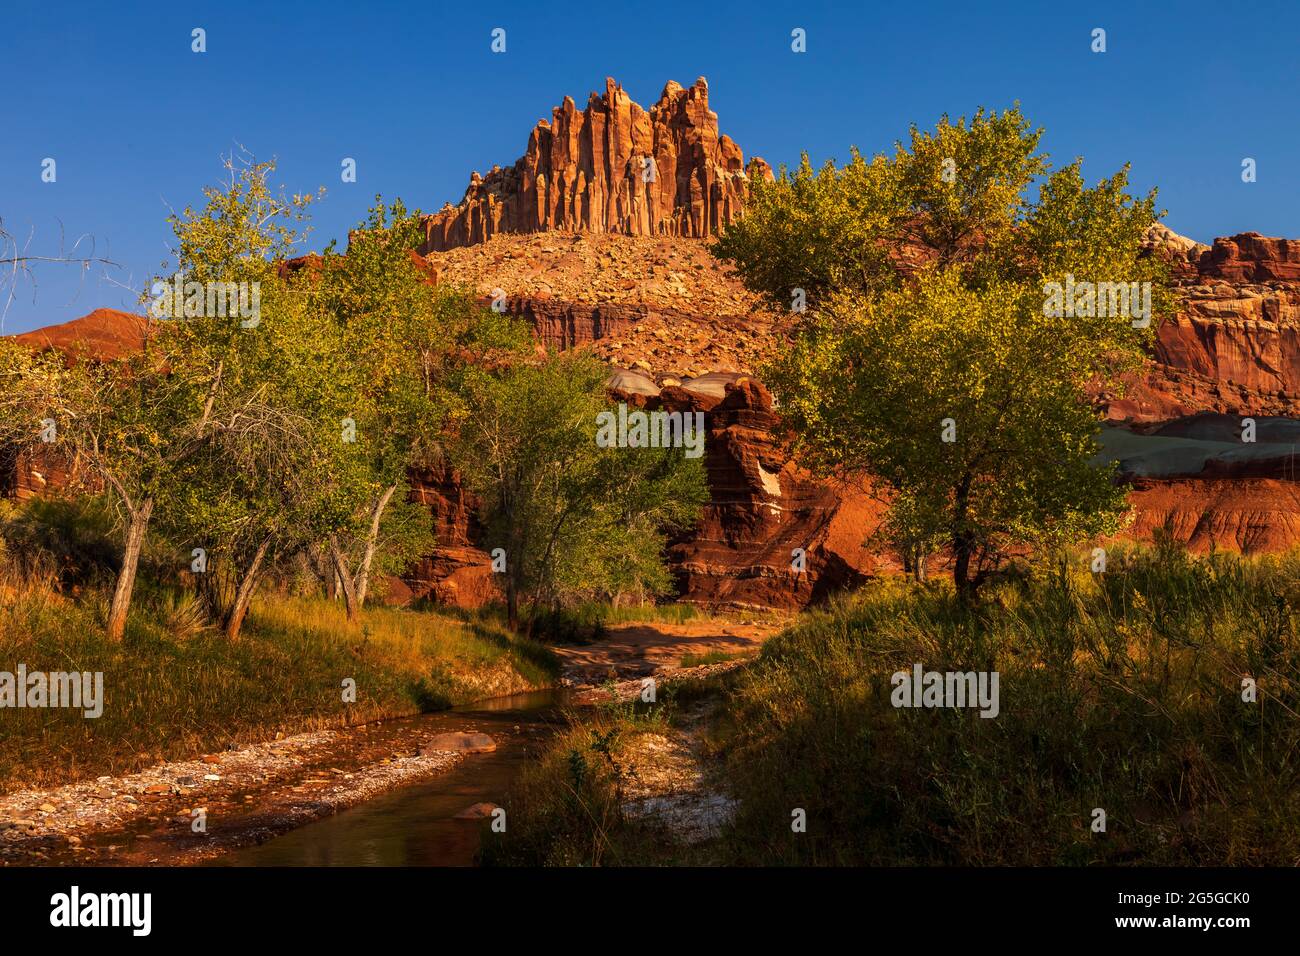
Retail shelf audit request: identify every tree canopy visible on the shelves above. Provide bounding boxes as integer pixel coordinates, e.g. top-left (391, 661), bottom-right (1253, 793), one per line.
top-left (714, 107), bottom-right (1174, 594)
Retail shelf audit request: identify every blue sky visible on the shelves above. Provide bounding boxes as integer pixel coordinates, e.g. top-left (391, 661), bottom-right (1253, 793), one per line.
top-left (2, 0), bottom-right (1297, 334)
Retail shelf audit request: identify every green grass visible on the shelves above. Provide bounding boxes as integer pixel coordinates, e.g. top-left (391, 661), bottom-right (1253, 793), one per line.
top-left (485, 541), bottom-right (1300, 866)
top-left (0, 585), bottom-right (558, 793)
top-left (480, 692), bottom-right (714, 866)
top-left (715, 542), bottom-right (1300, 865)
top-left (462, 598), bottom-right (784, 646)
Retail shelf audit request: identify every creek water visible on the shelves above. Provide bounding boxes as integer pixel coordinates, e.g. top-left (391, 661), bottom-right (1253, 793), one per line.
top-left (208, 689), bottom-right (571, 867)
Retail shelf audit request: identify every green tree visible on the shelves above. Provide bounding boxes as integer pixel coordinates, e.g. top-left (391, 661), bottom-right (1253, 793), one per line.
top-left (313, 199), bottom-right (529, 621)
top-left (448, 352), bottom-right (707, 632)
top-left (151, 153), bottom-right (331, 640)
top-left (0, 332), bottom-right (203, 640)
top-left (716, 107), bottom-right (1173, 595)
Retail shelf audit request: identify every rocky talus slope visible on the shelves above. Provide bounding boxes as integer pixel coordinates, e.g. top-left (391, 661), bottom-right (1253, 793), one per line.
top-left (424, 231), bottom-right (779, 377)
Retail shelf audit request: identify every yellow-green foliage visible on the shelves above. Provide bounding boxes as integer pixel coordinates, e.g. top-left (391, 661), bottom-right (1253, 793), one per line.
top-left (716, 107), bottom-right (1174, 592)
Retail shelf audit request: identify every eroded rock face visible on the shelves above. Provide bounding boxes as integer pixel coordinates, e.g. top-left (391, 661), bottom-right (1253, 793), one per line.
top-left (400, 462), bottom-right (497, 608)
top-left (1109, 228), bottom-right (1300, 423)
top-left (419, 77), bottom-right (772, 253)
top-left (0, 447), bottom-right (77, 500)
top-left (1197, 233), bottom-right (1300, 283)
top-left (1125, 478), bottom-right (1300, 554)
top-left (658, 379), bottom-right (884, 608)
top-left (398, 377), bottom-right (883, 611)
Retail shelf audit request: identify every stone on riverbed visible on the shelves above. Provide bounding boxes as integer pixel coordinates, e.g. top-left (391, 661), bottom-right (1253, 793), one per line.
top-left (454, 802), bottom-right (500, 819)
top-left (419, 732), bottom-right (496, 755)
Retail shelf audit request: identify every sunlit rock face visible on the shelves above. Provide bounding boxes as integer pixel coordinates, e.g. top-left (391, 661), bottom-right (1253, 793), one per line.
top-left (418, 77), bottom-right (771, 253)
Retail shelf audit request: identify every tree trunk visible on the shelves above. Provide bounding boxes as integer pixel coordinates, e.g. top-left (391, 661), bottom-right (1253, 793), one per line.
top-left (106, 498), bottom-right (154, 642)
top-left (506, 574), bottom-right (519, 632)
top-left (224, 535), bottom-right (273, 642)
top-left (328, 535), bottom-right (360, 623)
top-left (354, 483), bottom-right (398, 611)
top-left (953, 532), bottom-right (975, 599)
top-left (951, 473), bottom-right (975, 600)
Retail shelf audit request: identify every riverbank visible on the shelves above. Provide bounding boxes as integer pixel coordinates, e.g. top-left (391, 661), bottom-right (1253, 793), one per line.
top-left (489, 545), bottom-right (1300, 866)
top-left (0, 588), bottom-right (557, 794)
top-left (1, 612), bottom-right (777, 866)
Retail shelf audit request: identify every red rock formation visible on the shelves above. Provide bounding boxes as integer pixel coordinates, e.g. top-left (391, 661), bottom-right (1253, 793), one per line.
top-left (1197, 233), bottom-right (1300, 283)
top-left (655, 378), bottom-right (883, 609)
top-left (1108, 228), bottom-right (1300, 423)
top-left (399, 460), bottom-right (499, 607)
top-left (1, 446), bottom-right (81, 500)
top-left (11, 308), bottom-right (150, 362)
top-left (419, 77), bottom-right (772, 253)
top-left (1125, 478), bottom-right (1300, 553)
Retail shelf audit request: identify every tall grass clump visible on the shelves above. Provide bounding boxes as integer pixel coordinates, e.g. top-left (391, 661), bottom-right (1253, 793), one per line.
top-left (718, 540), bottom-right (1300, 865)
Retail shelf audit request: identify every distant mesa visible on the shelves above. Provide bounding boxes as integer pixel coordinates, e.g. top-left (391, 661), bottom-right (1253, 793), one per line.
top-left (10, 308), bottom-right (150, 362)
top-left (419, 77), bottom-right (772, 253)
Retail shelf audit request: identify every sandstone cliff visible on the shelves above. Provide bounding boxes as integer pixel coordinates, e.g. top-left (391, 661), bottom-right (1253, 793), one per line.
top-left (419, 77), bottom-right (772, 252)
top-left (1107, 227), bottom-right (1300, 423)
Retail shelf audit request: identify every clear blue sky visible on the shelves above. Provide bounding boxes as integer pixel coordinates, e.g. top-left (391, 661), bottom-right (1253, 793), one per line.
top-left (3, 0), bottom-right (1297, 334)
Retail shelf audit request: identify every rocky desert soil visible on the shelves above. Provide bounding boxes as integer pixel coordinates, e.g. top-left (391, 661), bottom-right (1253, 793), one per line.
top-left (426, 231), bottom-right (782, 378)
top-left (556, 619), bottom-right (783, 849)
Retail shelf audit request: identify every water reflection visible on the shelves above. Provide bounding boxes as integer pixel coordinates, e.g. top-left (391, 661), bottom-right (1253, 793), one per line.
top-left (210, 690), bottom-right (569, 867)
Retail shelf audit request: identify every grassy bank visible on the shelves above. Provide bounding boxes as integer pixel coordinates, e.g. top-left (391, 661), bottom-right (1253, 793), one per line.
top-left (480, 691), bottom-right (715, 866)
top-left (0, 585), bottom-right (557, 792)
top-left (488, 542), bottom-right (1300, 865)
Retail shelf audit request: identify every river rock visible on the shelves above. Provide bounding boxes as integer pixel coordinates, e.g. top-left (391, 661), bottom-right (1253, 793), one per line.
top-left (420, 732), bottom-right (496, 755)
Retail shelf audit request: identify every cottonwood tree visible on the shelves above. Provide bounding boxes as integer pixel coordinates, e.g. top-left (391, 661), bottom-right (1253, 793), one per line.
top-left (716, 107), bottom-right (1173, 596)
top-left (448, 352), bottom-right (707, 632)
top-left (150, 154), bottom-right (328, 640)
top-left (161, 266), bottom-right (357, 641)
top-left (312, 200), bottom-right (528, 621)
top-left (0, 332), bottom-right (207, 640)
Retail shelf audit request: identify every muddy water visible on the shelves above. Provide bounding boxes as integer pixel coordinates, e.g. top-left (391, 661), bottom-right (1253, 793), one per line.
top-left (208, 690), bottom-right (570, 867)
